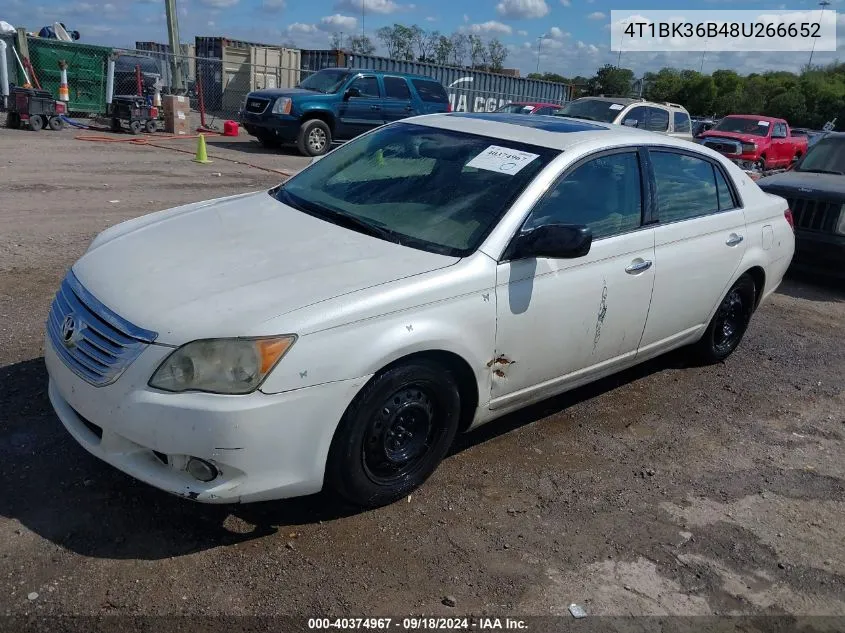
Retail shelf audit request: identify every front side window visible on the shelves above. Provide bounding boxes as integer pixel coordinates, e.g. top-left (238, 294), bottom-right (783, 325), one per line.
top-left (383, 76), bottom-right (411, 100)
top-left (673, 111), bottom-right (691, 133)
top-left (275, 123), bottom-right (559, 256)
top-left (651, 151), bottom-right (721, 222)
top-left (349, 76), bottom-right (380, 98)
top-left (646, 107), bottom-right (669, 132)
top-left (524, 151), bottom-right (643, 240)
top-left (622, 106), bottom-right (648, 129)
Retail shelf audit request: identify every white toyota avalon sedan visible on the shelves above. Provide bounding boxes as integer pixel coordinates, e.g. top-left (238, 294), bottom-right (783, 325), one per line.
top-left (45, 112), bottom-right (795, 508)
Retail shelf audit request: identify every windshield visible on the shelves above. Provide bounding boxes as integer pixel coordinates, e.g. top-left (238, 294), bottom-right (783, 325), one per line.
top-left (554, 99), bottom-right (626, 123)
top-left (298, 69), bottom-right (350, 94)
top-left (713, 117), bottom-right (771, 137)
top-left (794, 136), bottom-right (845, 174)
top-left (274, 123), bottom-right (559, 256)
top-left (496, 103), bottom-right (535, 114)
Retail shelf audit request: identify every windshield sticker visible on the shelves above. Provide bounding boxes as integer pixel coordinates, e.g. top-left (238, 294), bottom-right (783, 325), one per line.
top-left (522, 105), bottom-right (533, 112)
top-left (758, 120), bottom-right (770, 126)
top-left (466, 145), bottom-right (540, 175)
top-left (609, 104), bottom-right (624, 110)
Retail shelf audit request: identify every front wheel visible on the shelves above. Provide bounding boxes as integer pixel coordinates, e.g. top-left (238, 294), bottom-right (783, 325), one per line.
top-left (145, 119), bottom-right (157, 133)
top-left (48, 116), bottom-right (64, 131)
top-left (129, 119), bottom-right (143, 135)
top-left (694, 274), bottom-right (756, 364)
top-left (297, 119), bottom-right (331, 157)
top-left (324, 360), bottom-right (461, 508)
top-left (28, 114), bottom-right (44, 131)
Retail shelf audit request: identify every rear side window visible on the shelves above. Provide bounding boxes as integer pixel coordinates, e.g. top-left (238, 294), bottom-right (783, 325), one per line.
top-left (383, 76), bottom-right (411, 100)
top-left (349, 76), bottom-right (380, 98)
top-left (646, 107), bottom-right (669, 132)
top-left (411, 79), bottom-right (448, 103)
top-left (715, 168), bottom-right (736, 210)
top-left (650, 151), bottom-right (720, 222)
top-left (673, 111), bottom-right (691, 133)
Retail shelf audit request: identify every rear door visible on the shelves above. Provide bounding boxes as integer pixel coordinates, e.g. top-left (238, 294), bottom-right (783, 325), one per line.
top-left (337, 74), bottom-right (384, 139)
top-left (637, 148), bottom-right (747, 355)
top-left (381, 76), bottom-right (417, 123)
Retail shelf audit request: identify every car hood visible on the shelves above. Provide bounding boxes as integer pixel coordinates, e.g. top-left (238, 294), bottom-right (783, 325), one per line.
top-left (700, 131), bottom-right (762, 144)
top-left (247, 88), bottom-right (330, 99)
top-left (756, 171), bottom-right (845, 198)
top-left (72, 192), bottom-right (459, 345)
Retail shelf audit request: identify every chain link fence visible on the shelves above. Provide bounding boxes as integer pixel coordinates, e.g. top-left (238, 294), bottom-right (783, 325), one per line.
top-left (3, 35), bottom-right (571, 128)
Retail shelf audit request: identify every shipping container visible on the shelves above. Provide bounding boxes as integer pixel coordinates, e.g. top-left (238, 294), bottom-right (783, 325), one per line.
top-left (250, 47), bottom-right (300, 91)
top-left (26, 36), bottom-right (111, 114)
top-left (299, 50), bottom-right (572, 111)
top-left (135, 41), bottom-right (196, 91)
top-left (196, 36), bottom-right (292, 112)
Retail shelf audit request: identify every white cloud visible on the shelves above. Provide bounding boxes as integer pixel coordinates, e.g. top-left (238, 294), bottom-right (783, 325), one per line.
top-left (587, 11), bottom-right (605, 20)
top-left (496, 0), bottom-right (549, 20)
top-left (197, 0), bottom-right (238, 7)
top-left (463, 14), bottom-right (470, 23)
top-left (517, 29), bottom-right (528, 36)
top-left (334, 0), bottom-right (406, 14)
top-left (426, 16), bottom-right (437, 22)
top-left (466, 20), bottom-right (513, 35)
top-left (288, 22), bottom-right (318, 34)
top-left (262, 0), bottom-right (285, 10)
top-left (319, 13), bottom-right (357, 31)
top-left (548, 26), bottom-right (567, 39)
top-left (207, 20), bottom-right (215, 27)
top-left (560, 0), bottom-right (571, 5)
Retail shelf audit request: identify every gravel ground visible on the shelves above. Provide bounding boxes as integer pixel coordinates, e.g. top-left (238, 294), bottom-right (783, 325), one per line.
top-left (1, 121), bottom-right (844, 627)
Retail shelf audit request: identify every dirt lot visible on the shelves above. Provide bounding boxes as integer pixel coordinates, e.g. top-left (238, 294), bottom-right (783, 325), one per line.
top-left (1, 119), bottom-right (844, 627)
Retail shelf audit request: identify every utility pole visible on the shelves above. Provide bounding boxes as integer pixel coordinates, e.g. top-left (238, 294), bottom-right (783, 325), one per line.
top-left (807, 0), bottom-right (831, 69)
top-left (362, 0), bottom-right (365, 38)
top-left (164, 0), bottom-right (184, 91)
top-left (536, 34), bottom-right (544, 74)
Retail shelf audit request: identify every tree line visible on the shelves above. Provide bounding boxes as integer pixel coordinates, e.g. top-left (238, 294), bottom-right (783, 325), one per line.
top-left (330, 24), bottom-right (509, 73)
top-left (529, 63), bottom-right (845, 130)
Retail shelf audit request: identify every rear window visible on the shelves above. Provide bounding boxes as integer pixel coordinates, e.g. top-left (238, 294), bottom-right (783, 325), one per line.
top-left (673, 111), bottom-right (691, 133)
top-left (384, 76), bottom-right (411, 100)
top-left (412, 79), bottom-right (448, 103)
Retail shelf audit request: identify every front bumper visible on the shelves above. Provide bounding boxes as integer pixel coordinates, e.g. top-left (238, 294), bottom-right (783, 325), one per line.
top-left (239, 111), bottom-right (300, 141)
top-left (792, 230), bottom-right (845, 279)
top-left (45, 337), bottom-right (369, 503)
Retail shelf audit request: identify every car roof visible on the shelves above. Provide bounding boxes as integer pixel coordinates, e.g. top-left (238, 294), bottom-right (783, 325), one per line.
top-left (572, 96), bottom-right (688, 111)
top-left (405, 112), bottom-right (709, 152)
top-left (345, 68), bottom-right (439, 81)
top-left (509, 101), bottom-right (559, 107)
top-left (723, 114), bottom-right (784, 123)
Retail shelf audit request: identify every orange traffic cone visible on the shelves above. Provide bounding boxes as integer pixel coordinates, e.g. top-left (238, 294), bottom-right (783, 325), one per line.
top-left (58, 60), bottom-right (69, 102)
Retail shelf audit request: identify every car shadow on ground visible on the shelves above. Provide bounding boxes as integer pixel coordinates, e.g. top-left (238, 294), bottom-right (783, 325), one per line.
top-left (777, 270), bottom-right (845, 303)
top-left (0, 347), bottom-right (689, 561)
top-left (204, 137), bottom-right (305, 158)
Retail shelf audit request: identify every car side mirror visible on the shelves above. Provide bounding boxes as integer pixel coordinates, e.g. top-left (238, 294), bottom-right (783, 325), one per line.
top-left (505, 224), bottom-right (593, 261)
top-left (344, 87), bottom-right (361, 100)
top-left (622, 118), bottom-right (638, 127)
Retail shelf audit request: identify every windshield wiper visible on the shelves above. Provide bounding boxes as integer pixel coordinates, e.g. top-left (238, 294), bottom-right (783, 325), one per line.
top-left (796, 168), bottom-right (845, 175)
top-left (277, 188), bottom-right (402, 244)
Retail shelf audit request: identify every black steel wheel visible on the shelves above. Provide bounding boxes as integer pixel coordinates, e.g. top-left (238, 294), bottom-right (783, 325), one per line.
top-left (48, 116), bottom-right (64, 131)
top-left (145, 119), bottom-right (157, 133)
top-left (325, 359), bottom-right (461, 508)
top-left (129, 119), bottom-right (143, 135)
top-left (695, 274), bottom-right (756, 363)
top-left (28, 115), bottom-right (44, 132)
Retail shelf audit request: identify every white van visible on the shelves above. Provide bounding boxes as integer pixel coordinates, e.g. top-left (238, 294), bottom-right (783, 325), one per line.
top-left (555, 97), bottom-right (694, 140)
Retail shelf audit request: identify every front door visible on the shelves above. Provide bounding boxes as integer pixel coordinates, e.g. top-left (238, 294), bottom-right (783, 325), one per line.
top-left (638, 148), bottom-right (747, 355)
top-left (492, 149), bottom-right (657, 408)
top-left (381, 76), bottom-right (418, 123)
top-left (337, 74), bottom-right (384, 140)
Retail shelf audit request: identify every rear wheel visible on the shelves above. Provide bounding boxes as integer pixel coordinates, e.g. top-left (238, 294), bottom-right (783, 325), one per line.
top-left (129, 120), bottom-right (143, 135)
top-left (297, 119), bottom-right (331, 157)
top-left (324, 359), bottom-right (461, 508)
top-left (48, 116), bottom-right (64, 131)
top-left (694, 274), bottom-right (756, 363)
top-left (145, 119), bottom-right (157, 133)
top-left (28, 114), bottom-right (44, 132)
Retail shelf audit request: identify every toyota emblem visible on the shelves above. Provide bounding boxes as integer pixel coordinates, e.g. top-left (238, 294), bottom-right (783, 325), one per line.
top-left (61, 315), bottom-right (78, 348)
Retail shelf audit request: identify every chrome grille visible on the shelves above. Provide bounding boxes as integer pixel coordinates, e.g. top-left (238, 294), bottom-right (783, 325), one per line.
top-left (47, 271), bottom-right (158, 387)
top-left (784, 196), bottom-right (843, 234)
top-left (702, 138), bottom-right (742, 155)
top-left (245, 97), bottom-right (270, 114)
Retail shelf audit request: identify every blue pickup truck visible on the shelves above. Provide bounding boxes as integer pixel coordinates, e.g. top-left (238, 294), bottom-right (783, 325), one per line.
top-left (240, 68), bottom-right (451, 157)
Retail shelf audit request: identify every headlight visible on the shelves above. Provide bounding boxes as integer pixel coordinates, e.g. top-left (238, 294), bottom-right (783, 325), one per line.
top-left (741, 142), bottom-right (757, 153)
top-left (149, 336), bottom-right (296, 394)
top-left (271, 97), bottom-right (292, 115)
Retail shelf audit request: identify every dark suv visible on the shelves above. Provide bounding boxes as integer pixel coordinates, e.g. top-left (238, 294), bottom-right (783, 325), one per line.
top-left (757, 132), bottom-right (845, 278)
top-left (240, 68), bottom-right (451, 156)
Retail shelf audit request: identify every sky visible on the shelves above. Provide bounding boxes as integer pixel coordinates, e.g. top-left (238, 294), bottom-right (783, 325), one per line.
top-left (2, 0), bottom-right (843, 78)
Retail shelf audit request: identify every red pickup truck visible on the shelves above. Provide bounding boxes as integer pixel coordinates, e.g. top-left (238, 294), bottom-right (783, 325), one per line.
top-left (698, 115), bottom-right (808, 171)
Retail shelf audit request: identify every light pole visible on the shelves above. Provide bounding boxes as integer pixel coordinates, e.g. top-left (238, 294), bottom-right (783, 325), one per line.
top-left (807, 0), bottom-right (831, 69)
top-left (536, 33), bottom-right (545, 74)
top-left (362, 0), bottom-right (366, 38)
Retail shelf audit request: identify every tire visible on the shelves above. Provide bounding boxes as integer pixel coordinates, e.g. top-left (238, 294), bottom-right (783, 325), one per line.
top-left (145, 119), bottom-right (157, 133)
top-left (694, 274), bottom-right (756, 364)
top-left (129, 120), bottom-right (143, 135)
top-left (324, 359), bottom-right (462, 508)
top-left (48, 116), bottom-right (64, 131)
top-left (297, 119), bottom-right (331, 157)
top-left (755, 155), bottom-right (767, 172)
top-left (29, 114), bottom-right (44, 132)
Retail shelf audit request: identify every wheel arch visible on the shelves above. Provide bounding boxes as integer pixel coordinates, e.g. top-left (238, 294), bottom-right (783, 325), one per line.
top-left (300, 108), bottom-right (336, 132)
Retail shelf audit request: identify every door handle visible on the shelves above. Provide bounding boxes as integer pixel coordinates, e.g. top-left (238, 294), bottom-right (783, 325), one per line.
top-left (404, 106), bottom-right (414, 111)
top-left (726, 234), bottom-right (744, 246)
top-left (370, 105), bottom-right (381, 110)
top-left (625, 259), bottom-right (653, 274)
